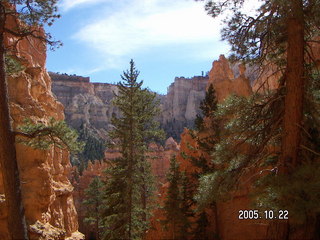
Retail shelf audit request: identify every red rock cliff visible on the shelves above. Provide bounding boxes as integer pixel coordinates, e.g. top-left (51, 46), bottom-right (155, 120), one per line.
top-left (0, 15), bottom-right (83, 239)
top-left (208, 55), bottom-right (252, 101)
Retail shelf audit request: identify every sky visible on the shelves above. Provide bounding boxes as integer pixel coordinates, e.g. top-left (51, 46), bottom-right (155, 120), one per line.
top-left (46, 0), bottom-right (232, 94)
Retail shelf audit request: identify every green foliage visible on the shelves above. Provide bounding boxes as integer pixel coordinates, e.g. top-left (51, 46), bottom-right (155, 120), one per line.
top-left (253, 162), bottom-right (320, 224)
top-left (194, 91), bottom-right (282, 204)
top-left (179, 84), bottom-right (219, 237)
top-left (102, 157), bottom-right (131, 239)
top-left (195, 83), bottom-right (320, 222)
top-left (163, 156), bottom-right (193, 239)
top-left (5, 55), bottom-right (24, 75)
top-left (200, 0), bottom-right (318, 66)
top-left (3, 1), bottom-right (62, 49)
top-left (194, 0), bottom-right (320, 231)
top-left (71, 124), bottom-right (106, 172)
top-left (83, 176), bottom-right (104, 239)
top-left (8, 0), bottom-right (60, 26)
top-left (194, 114), bottom-right (205, 131)
top-left (199, 84), bottom-right (218, 119)
top-left (102, 60), bottom-right (163, 240)
top-left (160, 119), bottom-right (195, 142)
top-left (17, 117), bottom-right (84, 152)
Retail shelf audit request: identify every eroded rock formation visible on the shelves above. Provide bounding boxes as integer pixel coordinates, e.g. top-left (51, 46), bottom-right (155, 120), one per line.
top-left (209, 55), bottom-right (252, 101)
top-left (0, 15), bottom-right (83, 239)
top-left (51, 74), bottom-right (208, 141)
top-left (159, 76), bottom-right (208, 139)
top-left (51, 75), bottom-right (119, 139)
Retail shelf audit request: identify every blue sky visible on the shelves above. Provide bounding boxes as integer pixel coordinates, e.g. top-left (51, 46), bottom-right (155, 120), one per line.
top-left (46, 0), bottom-right (232, 94)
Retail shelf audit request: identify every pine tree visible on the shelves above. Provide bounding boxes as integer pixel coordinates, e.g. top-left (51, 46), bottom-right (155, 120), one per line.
top-left (179, 171), bottom-right (195, 239)
top-left (16, 117), bottom-right (83, 152)
top-left (195, 1), bottom-right (320, 237)
top-left (163, 156), bottom-right (193, 240)
top-left (192, 83), bottom-right (219, 168)
top-left (83, 176), bottom-right (104, 240)
top-left (195, 84), bottom-right (217, 133)
top-left (0, 1), bottom-right (60, 238)
top-left (198, 0), bottom-right (320, 172)
top-left (190, 84), bottom-right (219, 238)
top-left (72, 124), bottom-right (106, 173)
top-left (102, 60), bottom-right (163, 240)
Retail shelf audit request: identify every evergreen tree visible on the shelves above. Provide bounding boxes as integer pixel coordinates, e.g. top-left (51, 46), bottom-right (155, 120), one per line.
top-left (179, 171), bottom-right (195, 239)
top-left (198, 0), bottom-right (320, 172)
top-left (189, 84), bottom-right (219, 238)
top-left (196, 1), bottom-right (320, 237)
top-left (192, 83), bottom-right (219, 165)
top-left (0, 1), bottom-right (60, 238)
top-left (72, 124), bottom-right (106, 173)
top-left (102, 60), bottom-right (164, 240)
top-left (83, 176), bottom-right (104, 240)
top-left (163, 156), bottom-right (193, 239)
top-left (16, 117), bottom-right (83, 152)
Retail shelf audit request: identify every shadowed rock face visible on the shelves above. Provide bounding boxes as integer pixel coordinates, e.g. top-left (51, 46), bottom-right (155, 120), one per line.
top-left (51, 74), bottom-right (209, 141)
top-left (0, 13), bottom-right (83, 240)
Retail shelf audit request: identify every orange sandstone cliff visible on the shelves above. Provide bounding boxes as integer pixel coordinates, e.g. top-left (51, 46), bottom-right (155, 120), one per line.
top-left (0, 15), bottom-right (83, 239)
top-left (208, 55), bottom-right (252, 101)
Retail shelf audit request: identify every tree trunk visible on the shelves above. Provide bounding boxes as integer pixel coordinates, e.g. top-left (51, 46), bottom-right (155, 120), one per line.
top-left (271, 1), bottom-right (305, 239)
top-left (271, 1), bottom-right (304, 239)
top-left (280, 0), bottom-right (305, 172)
top-left (0, 5), bottom-right (29, 239)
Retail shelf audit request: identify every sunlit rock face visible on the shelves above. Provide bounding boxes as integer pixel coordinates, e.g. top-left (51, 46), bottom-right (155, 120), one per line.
top-left (51, 74), bottom-right (208, 141)
top-left (208, 55), bottom-right (253, 101)
top-left (51, 74), bottom-right (119, 139)
top-left (159, 76), bottom-right (208, 139)
top-left (0, 14), bottom-right (83, 239)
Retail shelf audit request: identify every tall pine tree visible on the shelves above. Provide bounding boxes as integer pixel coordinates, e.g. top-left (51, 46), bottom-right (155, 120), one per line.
top-left (190, 84), bottom-right (220, 239)
top-left (102, 60), bottom-right (163, 240)
top-left (195, 0), bottom-right (320, 238)
top-left (163, 156), bottom-right (193, 240)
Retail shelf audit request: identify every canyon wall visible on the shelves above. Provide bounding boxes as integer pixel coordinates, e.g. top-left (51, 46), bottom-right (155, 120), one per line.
top-left (51, 74), bottom-right (119, 139)
top-left (51, 56), bottom-right (255, 140)
top-left (159, 76), bottom-right (208, 139)
top-left (0, 15), bottom-right (83, 239)
top-left (51, 73), bottom-right (208, 140)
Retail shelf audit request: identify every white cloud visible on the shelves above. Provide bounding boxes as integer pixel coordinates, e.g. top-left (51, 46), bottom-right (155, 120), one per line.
top-left (72, 0), bottom-right (225, 68)
top-left (59, 0), bottom-right (110, 11)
